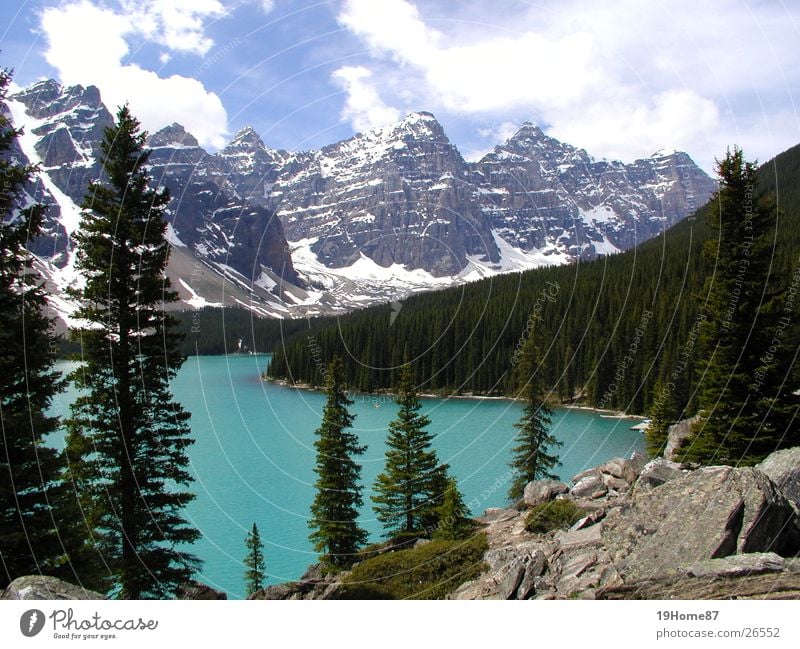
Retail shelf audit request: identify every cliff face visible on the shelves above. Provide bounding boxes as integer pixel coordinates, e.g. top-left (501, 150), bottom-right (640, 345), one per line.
top-left (6, 79), bottom-right (716, 318)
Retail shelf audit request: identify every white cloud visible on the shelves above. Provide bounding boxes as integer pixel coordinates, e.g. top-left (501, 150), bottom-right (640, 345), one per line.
top-left (332, 66), bottom-right (401, 132)
top-left (40, 0), bottom-right (229, 149)
top-left (260, 0), bottom-right (275, 14)
top-left (549, 90), bottom-right (721, 163)
top-left (120, 0), bottom-right (227, 56)
top-left (336, 0), bottom-right (800, 171)
top-left (338, 0), bottom-right (442, 66)
top-left (339, 0), bottom-right (603, 113)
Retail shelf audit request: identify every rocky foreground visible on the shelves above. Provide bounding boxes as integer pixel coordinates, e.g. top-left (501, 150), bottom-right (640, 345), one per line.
top-left (450, 448), bottom-right (800, 600)
top-left (4, 446), bottom-right (799, 601)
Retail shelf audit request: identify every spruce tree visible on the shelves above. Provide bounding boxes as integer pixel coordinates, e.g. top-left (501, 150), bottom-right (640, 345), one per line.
top-left (645, 380), bottom-right (679, 458)
top-left (507, 333), bottom-right (561, 502)
top-left (308, 356), bottom-right (367, 569)
top-left (372, 363), bottom-right (446, 538)
top-left (678, 148), bottom-right (799, 465)
top-left (64, 105), bottom-right (200, 598)
top-left (0, 67), bottom-right (73, 588)
top-left (243, 522), bottom-right (265, 596)
top-left (432, 477), bottom-right (472, 541)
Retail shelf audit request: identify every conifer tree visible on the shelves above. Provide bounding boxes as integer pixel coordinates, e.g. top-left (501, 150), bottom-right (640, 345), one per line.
top-left (308, 356), bottom-right (367, 569)
top-left (243, 522), bottom-right (265, 596)
top-left (507, 333), bottom-right (561, 502)
top-left (432, 477), bottom-right (472, 541)
top-left (0, 67), bottom-right (74, 588)
top-left (64, 105), bottom-right (199, 598)
top-left (645, 380), bottom-right (679, 458)
top-left (678, 148), bottom-right (799, 465)
top-left (372, 363), bottom-right (446, 538)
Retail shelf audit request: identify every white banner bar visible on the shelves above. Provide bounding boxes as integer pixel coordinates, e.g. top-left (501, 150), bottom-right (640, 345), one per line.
top-left (1, 600), bottom-right (798, 648)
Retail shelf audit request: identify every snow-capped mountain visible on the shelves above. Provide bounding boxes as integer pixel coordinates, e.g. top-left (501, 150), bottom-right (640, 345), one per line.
top-left (3, 80), bottom-right (716, 324)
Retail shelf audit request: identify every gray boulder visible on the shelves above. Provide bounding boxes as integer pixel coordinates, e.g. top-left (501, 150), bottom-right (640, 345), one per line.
top-left (757, 447), bottom-right (800, 510)
top-left (177, 581), bottom-right (227, 600)
top-left (571, 467), bottom-right (599, 484)
top-left (602, 466), bottom-right (800, 580)
top-left (686, 552), bottom-right (785, 579)
top-left (664, 415), bottom-right (700, 461)
top-left (499, 560), bottom-right (527, 599)
top-left (523, 479), bottom-right (569, 507)
top-left (2, 576), bottom-right (103, 600)
top-left (599, 457), bottom-right (638, 484)
top-left (571, 475), bottom-right (606, 498)
top-left (634, 458), bottom-right (687, 492)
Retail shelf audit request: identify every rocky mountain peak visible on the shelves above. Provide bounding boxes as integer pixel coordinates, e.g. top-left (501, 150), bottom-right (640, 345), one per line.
top-left (10, 80), bottom-right (104, 121)
top-left (147, 123), bottom-right (200, 148)
top-left (225, 126), bottom-right (265, 151)
top-left (498, 122), bottom-right (582, 162)
top-left (395, 110), bottom-right (443, 132)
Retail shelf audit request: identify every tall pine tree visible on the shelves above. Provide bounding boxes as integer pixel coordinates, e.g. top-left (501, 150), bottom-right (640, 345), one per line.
top-left (645, 379), bottom-right (679, 458)
top-left (308, 356), bottom-right (367, 569)
top-left (507, 333), bottom-right (561, 501)
top-left (679, 148), bottom-right (800, 465)
top-left (0, 67), bottom-right (75, 589)
top-left (372, 363), bottom-right (446, 538)
top-left (64, 105), bottom-right (200, 598)
top-left (243, 522), bottom-right (265, 596)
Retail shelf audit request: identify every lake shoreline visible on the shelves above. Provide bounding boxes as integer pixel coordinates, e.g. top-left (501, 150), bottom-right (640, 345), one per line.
top-left (262, 375), bottom-right (645, 419)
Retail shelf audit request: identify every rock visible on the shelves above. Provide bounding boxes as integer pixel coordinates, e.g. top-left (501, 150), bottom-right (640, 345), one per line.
top-left (634, 458), bottom-right (687, 492)
top-left (628, 451), bottom-right (648, 476)
top-left (757, 447), bottom-right (800, 510)
top-left (571, 509), bottom-right (606, 531)
top-left (499, 560), bottom-right (527, 599)
top-left (523, 479), bottom-right (569, 507)
top-left (570, 475), bottom-right (605, 498)
top-left (601, 474), bottom-right (629, 492)
top-left (177, 581), bottom-right (227, 600)
top-left (1, 576), bottom-right (103, 600)
top-left (686, 553), bottom-right (785, 579)
top-left (511, 548), bottom-right (549, 600)
top-left (598, 571), bottom-right (800, 600)
top-left (476, 508), bottom-right (519, 524)
top-left (599, 457), bottom-right (638, 483)
top-left (555, 523), bottom-right (604, 551)
top-left (571, 467), bottom-right (599, 484)
top-left (602, 466), bottom-right (800, 580)
top-left (555, 550), bottom-right (599, 598)
top-left (664, 415), bottom-right (701, 461)
top-left (249, 583), bottom-right (296, 600)
top-left (299, 563), bottom-right (326, 581)
top-left (414, 538), bottom-right (431, 548)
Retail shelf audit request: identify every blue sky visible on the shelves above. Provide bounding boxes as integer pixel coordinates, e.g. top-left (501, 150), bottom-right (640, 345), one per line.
top-left (2, 0), bottom-right (800, 173)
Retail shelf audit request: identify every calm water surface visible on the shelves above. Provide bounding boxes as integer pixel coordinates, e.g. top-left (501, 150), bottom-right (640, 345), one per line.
top-left (51, 354), bottom-right (645, 598)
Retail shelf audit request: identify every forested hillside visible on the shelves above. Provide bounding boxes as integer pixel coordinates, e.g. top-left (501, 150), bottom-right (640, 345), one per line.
top-left (265, 144), bottom-right (800, 416)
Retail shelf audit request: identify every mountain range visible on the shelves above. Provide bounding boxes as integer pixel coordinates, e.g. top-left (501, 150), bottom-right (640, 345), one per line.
top-left (2, 79), bottom-right (717, 326)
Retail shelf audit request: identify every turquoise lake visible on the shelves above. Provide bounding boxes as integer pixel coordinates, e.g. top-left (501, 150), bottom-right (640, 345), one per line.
top-left (51, 354), bottom-right (645, 598)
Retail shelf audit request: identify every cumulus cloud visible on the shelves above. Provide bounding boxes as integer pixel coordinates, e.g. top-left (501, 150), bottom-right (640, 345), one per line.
top-left (332, 66), bottom-right (401, 132)
top-left (120, 0), bottom-right (227, 56)
top-left (40, 0), bottom-right (229, 149)
top-left (335, 0), bottom-right (800, 171)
